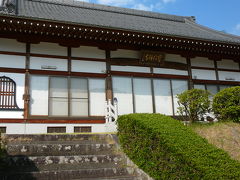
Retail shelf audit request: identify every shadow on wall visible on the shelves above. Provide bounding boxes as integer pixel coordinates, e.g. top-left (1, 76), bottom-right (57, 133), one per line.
top-left (0, 147), bottom-right (38, 180)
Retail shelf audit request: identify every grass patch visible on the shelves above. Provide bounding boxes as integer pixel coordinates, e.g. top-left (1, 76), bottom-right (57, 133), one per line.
top-left (191, 122), bottom-right (240, 161)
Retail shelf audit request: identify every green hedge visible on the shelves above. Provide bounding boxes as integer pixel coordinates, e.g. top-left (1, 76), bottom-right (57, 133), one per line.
top-left (117, 114), bottom-right (240, 180)
top-left (213, 86), bottom-right (240, 122)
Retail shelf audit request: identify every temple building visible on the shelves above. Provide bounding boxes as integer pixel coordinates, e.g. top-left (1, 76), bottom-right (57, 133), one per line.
top-left (0, 0), bottom-right (239, 134)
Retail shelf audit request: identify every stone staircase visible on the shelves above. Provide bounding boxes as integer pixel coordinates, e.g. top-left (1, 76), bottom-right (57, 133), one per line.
top-left (0, 134), bottom-right (150, 180)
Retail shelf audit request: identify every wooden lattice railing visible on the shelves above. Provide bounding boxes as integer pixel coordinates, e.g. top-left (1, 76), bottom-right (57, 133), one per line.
top-left (0, 76), bottom-right (20, 110)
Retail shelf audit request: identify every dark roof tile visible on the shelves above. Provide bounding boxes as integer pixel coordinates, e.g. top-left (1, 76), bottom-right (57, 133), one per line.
top-left (1, 0), bottom-right (240, 44)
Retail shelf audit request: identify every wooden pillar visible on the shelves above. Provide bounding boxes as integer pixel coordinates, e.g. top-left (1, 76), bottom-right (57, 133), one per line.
top-left (186, 57), bottom-right (193, 89)
top-left (214, 59), bottom-right (220, 91)
top-left (67, 47), bottom-right (71, 74)
top-left (23, 43), bottom-right (30, 119)
top-left (105, 50), bottom-right (113, 101)
top-left (150, 67), bottom-right (156, 113)
top-left (67, 47), bottom-right (71, 117)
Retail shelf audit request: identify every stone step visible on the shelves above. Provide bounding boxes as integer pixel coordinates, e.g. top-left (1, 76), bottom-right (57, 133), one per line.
top-left (6, 143), bottom-right (117, 156)
top-left (1, 167), bottom-right (136, 180)
top-left (4, 154), bottom-right (123, 166)
top-left (74, 176), bottom-right (142, 180)
top-left (6, 140), bottom-right (108, 145)
top-left (1, 134), bottom-right (150, 180)
top-left (2, 162), bottom-right (126, 173)
top-left (2, 134), bottom-right (112, 143)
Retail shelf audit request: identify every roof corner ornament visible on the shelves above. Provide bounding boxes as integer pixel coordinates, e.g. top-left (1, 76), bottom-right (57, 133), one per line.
top-left (191, 16), bottom-right (196, 22)
top-left (0, 0), bottom-right (16, 14)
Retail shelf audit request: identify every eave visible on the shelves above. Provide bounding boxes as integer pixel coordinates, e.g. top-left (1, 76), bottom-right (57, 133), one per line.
top-left (0, 15), bottom-right (240, 62)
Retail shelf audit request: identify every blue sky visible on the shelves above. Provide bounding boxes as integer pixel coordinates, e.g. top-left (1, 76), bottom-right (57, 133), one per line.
top-left (79, 0), bottom-right (240, 36)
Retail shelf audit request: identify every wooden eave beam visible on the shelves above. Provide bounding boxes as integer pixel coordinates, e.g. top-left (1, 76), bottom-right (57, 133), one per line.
top-left (0, 16), bottom-right (238, 53)
top-left (0, 15), bottom-right (240, 61)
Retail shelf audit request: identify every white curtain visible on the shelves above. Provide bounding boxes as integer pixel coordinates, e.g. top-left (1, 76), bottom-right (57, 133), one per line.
top-left (154, 79), bottom-right (173, 115)
top-left (112, 77), bottom-right (133, 115)
top-left (133, 78), bottom-right (153, 113)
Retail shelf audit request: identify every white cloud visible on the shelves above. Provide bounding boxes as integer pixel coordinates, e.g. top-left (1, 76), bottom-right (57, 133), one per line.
top-left (162, 0), bottom-right (175, 3)
top-left (230, 23), bottom-right (240, 36)
top-left (95, 0), bottom-right (174, 12)
top-left (236, 24), bottom-right (240, 31)
top-left (97, 0), bottom-right (134, 6)
top-left (133, 3), bottom-right (154, 11)
top-left (76, 0), bottom-right (90, 2)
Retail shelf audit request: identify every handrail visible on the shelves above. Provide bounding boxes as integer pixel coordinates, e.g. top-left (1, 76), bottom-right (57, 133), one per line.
top-left (105, 98), bottom-right (118, 123)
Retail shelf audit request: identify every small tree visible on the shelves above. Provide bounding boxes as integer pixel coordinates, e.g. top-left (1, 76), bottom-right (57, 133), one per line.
top-left (177, 89), bottom-right (211, 122)
top-left (212, 86), bottom-right (240, 122)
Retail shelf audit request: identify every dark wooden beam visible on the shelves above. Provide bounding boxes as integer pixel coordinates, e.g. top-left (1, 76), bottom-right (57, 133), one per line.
top-left (193, 79), bottom-right (240, 86)
top-left (214, 60), bottom-right (220, 91)
top-left (106, 50), bottom-right (113, 101)
top-left (23, 43), bottom-right (30, 120)
top-left (187, 57), bottom-right (193, 89)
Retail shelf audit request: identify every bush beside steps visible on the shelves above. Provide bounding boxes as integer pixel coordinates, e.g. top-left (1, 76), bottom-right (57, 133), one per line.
top-left (117, 113), bottom-right (240, 180)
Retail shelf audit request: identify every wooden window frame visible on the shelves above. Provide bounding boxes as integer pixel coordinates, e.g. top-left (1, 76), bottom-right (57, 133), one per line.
top-left (48, 76), bottom-right (90, 118)
top-left (47, 127), bottom-right (66, 133)
top-left (194, 83), bottom-right (235, 93)
top-left (74, 126), bottom-right (92, 133)
top-left (0, 127), bottom-right (6, 133)
top-left (29, 74), bottom-right (106, 119)
top-left (0, 76), bottom-right (22, 111)
top-left (112, 75), bottom-right (188, 116)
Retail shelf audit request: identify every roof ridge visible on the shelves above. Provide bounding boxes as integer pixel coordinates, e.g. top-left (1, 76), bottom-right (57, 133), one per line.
top-left (28, 0), bottom-right (190, 23)
top-left (185, 19), bottom-right (240, 43)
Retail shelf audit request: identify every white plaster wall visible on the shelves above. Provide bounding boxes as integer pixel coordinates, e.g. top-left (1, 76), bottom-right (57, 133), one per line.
top-left (111, 65), bottom-right (150, 73)
top-left (0, 54), bottom-right (25, 68)
top-left (2, 123), bottom-right (26, 134)
top-left (30, 57), bottom-right (68, 71)
top-left (31, 42), bottom-right (67, 56)
top-left (192, 69), bottom-right (216, 80)
top-left (0, 72), bottom-right (24, 109)
top-left (0, 111), bottom-right (23, 118)
top-left (217, 59), bottom-right (239, 70)
top-left (1, 123), bottom-right (107, 134)
top-left (0, 38), bottom-right (25, 52)
top-left (89, 79), bottom-right (106, 116)
top-left (165, 54), bottom-right (186, 64)
top-left (191, 57), bottom-right (214, 68)
top-left (153, 68), bottom-right (188, 75)
top-left (218, 71), bottom-right (240, 81)
top-left (111, 49), bottom-right (140, 59)
top-left (72, 46), bottom-right (105, 59)
top-left (71, 60), bottom-right (106, 73)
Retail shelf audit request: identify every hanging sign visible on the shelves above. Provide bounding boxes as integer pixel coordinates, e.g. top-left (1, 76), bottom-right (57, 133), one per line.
top-left (140, 51), bottom-right (165, 66)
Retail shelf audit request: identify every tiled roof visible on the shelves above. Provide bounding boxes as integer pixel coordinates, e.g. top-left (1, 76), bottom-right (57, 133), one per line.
top-left (1, 0), bottom-right (240, 44)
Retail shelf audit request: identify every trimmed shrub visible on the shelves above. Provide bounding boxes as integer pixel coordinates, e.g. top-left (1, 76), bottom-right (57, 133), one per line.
top-left (213, 86), bottom-right (240, 122)
top-left (118, 114), bottom-right (240, 180)
top-left (177, 89), bottom-right (211, 122)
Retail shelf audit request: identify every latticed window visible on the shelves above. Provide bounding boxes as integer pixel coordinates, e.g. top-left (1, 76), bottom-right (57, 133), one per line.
top-left (0, 76), bottom-right (20, 110)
